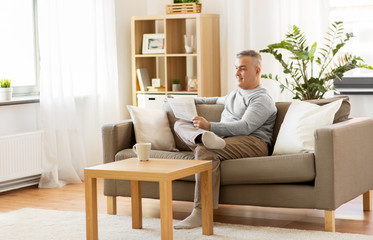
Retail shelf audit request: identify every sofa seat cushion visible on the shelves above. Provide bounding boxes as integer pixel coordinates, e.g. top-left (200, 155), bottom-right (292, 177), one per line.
top-left (116, 149), bottom-right (195, 161)
top-left (220, 153), bottom-right (315, 185)
top-left (115, 149), bottom-right (196, 181)
top-left (115, 150), bottom-right (315, 184)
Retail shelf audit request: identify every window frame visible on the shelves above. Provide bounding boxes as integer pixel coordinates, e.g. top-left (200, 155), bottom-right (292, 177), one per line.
top-left (330, 0), bottom-right (373, 94)
top-left (11, 0), bottom-right (40, 97)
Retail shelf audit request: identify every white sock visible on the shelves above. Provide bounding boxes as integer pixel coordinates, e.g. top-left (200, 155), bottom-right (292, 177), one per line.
top-left (201, 132), bottom-right (226, 149)
top-left (174, 208), bottom-right (202, 229)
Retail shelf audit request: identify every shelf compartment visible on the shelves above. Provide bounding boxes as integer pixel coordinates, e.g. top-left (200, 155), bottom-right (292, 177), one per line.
top-left (166, 19), bottom-right (185, 54)
top-left (167, 56), bottom-right (187, 92)
top-left (135, 57), bottom-right (165, 92)
top-left (165, 18), bottom-right (197, 54)
top-left (133, 19), bottom-right (165, 55)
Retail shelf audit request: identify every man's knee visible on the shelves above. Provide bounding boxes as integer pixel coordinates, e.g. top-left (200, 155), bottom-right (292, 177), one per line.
top-left (195, 145), bottom-right (219, 161)
top-left (174, 120), bottom-right (189, 136)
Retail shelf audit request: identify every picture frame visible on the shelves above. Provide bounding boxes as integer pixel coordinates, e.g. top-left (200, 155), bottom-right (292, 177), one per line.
top-left (142, 34), bottom-right (165, 54)
top-left (136, 68), bottom-right (151, 91)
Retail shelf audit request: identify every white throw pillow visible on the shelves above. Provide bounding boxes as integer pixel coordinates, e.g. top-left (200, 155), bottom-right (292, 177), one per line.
top-left (127, 105), bottom-right (178, 151)
top-left (273, 99), bottom-right (343, 155)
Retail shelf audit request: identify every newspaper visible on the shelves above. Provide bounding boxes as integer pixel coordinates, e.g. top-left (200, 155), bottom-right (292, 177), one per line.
top-left (167, 97), bottom-right (197, 122)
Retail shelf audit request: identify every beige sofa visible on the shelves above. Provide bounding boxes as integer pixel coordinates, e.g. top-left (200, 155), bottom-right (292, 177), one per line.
top-left (102, 97), bottom-right (373, 232)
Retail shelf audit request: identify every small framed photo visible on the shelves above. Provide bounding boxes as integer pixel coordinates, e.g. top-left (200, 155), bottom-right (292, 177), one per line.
top-left (152, 78), bottom-right (161, 87)
top-left (142, 34), bottom-right (165, 54)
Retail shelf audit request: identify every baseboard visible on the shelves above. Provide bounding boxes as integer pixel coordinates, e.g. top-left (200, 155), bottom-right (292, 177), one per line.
top-left (0, 174), bottom-right (41, 193)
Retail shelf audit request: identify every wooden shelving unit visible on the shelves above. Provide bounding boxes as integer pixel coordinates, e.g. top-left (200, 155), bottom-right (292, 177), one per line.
top-left (131, 14), bottom-right (220, 106)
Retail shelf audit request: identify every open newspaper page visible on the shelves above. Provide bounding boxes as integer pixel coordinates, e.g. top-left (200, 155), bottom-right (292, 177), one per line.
top-left (167, 97), bottom-right (198, 122)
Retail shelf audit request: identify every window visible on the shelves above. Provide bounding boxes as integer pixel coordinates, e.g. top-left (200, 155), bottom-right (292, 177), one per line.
top-left (0, 0), bottom-right (39, 97)
top-left (330, 0), bottom-right (373, 77)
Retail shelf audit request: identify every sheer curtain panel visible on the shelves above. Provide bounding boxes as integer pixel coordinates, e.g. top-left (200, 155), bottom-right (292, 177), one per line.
top-left (37, 0), bottom-right (119, 188)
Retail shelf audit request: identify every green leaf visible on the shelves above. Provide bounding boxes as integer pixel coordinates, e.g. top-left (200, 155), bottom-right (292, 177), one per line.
top-left (308, 42), bottom-right (317, 58)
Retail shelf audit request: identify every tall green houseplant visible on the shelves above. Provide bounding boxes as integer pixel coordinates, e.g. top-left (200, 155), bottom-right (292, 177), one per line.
top-left (260, 21), bottom-right (373, 100)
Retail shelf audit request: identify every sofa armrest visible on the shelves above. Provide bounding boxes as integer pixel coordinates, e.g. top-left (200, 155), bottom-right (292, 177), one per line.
top-left (102, 120), bottom-right (136, 164)
top-left (314, 117), bottom-right (373, 210)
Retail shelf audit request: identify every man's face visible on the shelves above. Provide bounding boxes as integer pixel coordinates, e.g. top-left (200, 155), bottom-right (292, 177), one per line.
top-left (235, 56), bottom-right (261, 90)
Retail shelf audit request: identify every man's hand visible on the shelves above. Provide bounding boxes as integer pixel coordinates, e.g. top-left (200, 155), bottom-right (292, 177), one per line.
top-left (192, 116), bottom-right (210, 130)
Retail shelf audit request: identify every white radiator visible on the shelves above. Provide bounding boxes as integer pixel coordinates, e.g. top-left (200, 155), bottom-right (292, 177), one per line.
top-left (0, 131), bottom-right (43, 192)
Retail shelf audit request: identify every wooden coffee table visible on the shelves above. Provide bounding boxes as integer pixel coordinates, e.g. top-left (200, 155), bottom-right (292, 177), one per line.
top-left (84, 158), bottom-right (213, 240)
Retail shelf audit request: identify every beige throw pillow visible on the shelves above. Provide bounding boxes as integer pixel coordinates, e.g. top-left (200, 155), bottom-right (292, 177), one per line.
top-left (127, 106), bottom-right (178, 151)
top-left (273, 99), bottom-right (342, 155)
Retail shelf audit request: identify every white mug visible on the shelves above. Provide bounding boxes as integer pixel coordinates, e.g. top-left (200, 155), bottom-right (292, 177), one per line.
top-left (132, 143), bottom-right (151, 161)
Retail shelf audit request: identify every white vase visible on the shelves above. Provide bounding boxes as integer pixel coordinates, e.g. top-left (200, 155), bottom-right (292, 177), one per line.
top-left (0, 87), bottom-right (13, 101)
top-left (184, 35), bottom-right (194, 53)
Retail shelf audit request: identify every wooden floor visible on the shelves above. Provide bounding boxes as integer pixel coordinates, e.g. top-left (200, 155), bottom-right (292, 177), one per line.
top-left (0, 179), bottom-right (372, 235)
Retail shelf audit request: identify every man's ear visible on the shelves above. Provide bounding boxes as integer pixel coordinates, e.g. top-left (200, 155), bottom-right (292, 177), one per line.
top-left (256, 66), bottom-right (261, 75)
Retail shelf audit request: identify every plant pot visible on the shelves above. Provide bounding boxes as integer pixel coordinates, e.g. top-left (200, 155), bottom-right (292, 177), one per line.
top-left (172, 84), bottom-right (181, 92)
top-left (0, 87), bottom-right (12, 101)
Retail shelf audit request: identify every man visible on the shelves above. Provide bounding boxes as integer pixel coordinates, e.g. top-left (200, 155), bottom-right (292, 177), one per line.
top-left (173, 50), bottom-right (277, 229)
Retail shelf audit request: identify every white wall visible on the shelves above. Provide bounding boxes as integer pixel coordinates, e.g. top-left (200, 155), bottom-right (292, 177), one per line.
top-left (0, 103), bottom-right (40, 136)
top-left (346, 95), bottom-right (373, 118)
top-left (115, 0), bottom-right (147, 119)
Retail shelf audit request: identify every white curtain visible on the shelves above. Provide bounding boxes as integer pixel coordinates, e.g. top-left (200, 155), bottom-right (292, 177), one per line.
top-left (37, 0), bottom-right (119, 188)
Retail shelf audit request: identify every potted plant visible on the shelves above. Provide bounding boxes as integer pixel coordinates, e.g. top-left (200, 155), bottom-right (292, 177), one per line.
top-left (0, 79), bottom-right (12, 101)
top-left (260, 21), bottom-right (373, 100)
top-left (172, 78), bottom-right (181, 91)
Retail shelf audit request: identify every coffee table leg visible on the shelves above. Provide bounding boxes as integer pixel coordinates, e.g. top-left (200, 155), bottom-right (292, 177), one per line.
top-left (201, 169), bottom-right (213, 235)
top-left (159, 180), bottom-right (173, 240)
top-left (85, 176), bottom-right (98, 240)
top-left (131, 180), bottom-right (142, 229)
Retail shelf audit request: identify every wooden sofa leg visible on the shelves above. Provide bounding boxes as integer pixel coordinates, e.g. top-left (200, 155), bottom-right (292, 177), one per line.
top-left (107, 196), bottom-right (117, 215)
top-left (324, 210), bottom-right (335, 232)
top-left (363, 190), bottom-right (372, 211)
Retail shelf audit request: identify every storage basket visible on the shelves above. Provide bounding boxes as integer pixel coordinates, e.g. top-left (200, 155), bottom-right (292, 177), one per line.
top-left (166, 3), bottom-right (202, 14)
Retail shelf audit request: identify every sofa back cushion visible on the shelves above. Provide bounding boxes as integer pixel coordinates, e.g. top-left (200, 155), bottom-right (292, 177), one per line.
top-left (307, 96), bottom-right (350, 123)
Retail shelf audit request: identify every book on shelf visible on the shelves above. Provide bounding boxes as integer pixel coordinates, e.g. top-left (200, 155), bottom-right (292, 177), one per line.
top-left (136, 68), bottom-right (151, 91)
top-left (147, 86), bottom-right (166, 92)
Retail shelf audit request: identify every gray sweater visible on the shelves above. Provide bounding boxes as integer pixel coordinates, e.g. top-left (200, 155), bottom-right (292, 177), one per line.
top-left (195, 86), bottom-right (277, 146)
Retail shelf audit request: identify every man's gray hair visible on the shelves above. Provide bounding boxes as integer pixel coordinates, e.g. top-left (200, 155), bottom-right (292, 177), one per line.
top-left (236, 50), bottom-right (262, 68)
